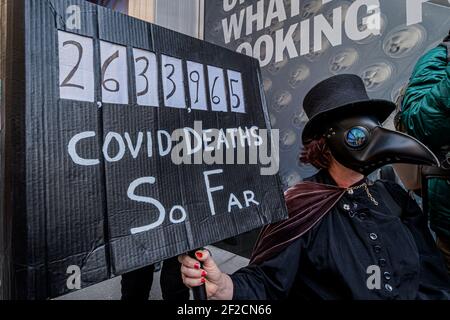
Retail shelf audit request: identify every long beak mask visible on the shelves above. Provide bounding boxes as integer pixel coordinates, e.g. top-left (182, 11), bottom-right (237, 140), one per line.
top-left (325, 116), bottom-right (440, 176)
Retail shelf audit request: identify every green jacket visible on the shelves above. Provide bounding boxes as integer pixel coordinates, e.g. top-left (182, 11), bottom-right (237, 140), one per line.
top-left (401, 43), bottom-right (450, 239)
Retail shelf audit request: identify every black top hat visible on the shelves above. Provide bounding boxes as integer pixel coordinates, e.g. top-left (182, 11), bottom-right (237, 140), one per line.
top-left (301, 74), bottom-right (395, 144)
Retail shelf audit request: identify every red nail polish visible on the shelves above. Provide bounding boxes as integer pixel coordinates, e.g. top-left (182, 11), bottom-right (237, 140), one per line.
top-left (195, 251), bottom-right (203, 259)
top-left (201, 270), bottom-right (207, 277)
top-left (201, 278), bottom-right (206, 284)
top-left (194, 263), bottom-right (200, 269)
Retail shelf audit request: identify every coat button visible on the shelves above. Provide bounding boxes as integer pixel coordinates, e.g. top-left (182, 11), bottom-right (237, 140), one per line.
top-left (385, 284), bottom-right (393, 292)
top-left (343, 204), bottom-right (350, 211)
top-left (369, 233), bottom-right (378, 241)
top-left (379, 258), bottom-right (387, 267)
top-left (347, 189), bottom-right (354, 195)
top-left (384, 272), bottom-right (391, 280)
top-left (374, 245), bottom-right (382, 253)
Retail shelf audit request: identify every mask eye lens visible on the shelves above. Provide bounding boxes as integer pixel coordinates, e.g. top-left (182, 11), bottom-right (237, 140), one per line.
top-left (345, 127), bottom-right (368, 149)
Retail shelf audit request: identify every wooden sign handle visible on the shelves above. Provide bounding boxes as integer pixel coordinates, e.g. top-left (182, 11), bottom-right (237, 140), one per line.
top-left (189, 249), bottom-right (208, 300)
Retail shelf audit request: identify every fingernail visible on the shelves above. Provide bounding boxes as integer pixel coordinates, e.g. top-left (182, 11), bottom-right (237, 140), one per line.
top-left (201, 278), bottom-right (206, 284)
top-left (194, 263), bottom-right (200, 269)
top-left (195, 251), bottom-right (203, 259)
top-left (201, 270), bottom-right (207, 277)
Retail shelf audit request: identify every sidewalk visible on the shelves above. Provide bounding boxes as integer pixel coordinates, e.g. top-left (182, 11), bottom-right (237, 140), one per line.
top-left (57, 246), bottom-right (248, 300)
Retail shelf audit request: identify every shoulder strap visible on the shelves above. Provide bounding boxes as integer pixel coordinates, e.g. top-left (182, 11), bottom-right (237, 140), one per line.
top-left (442, 32), bottom-right (450, 61)
top-left (374, 181), bottom-right (402, 218)
top-left (444, 42), bottom-right (450, 62)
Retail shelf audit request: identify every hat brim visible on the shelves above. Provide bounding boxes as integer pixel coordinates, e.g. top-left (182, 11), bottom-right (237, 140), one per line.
top-left (301, 99), bottom-right (396, 144)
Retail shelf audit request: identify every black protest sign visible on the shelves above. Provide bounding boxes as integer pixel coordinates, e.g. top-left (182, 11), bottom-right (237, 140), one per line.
top-left (0, 0), bottom-right (287, 299)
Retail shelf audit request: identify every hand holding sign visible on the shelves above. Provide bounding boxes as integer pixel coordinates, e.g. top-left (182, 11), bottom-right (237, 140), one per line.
top-left (179, 250), bottom-right (233, 300)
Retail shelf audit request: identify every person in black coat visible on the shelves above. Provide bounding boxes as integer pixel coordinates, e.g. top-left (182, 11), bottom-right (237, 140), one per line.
top-left (121, 257), bottom-right (189, 300)
top-left (178, 75), bottom-right (450, 300)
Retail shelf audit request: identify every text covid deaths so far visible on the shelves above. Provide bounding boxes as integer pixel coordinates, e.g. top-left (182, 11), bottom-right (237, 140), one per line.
top-left (58, 30), bottom-right (247, 114)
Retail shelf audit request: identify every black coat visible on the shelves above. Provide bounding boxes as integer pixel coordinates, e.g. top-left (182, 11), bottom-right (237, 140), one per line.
top-left (230, 170), bottom-right (450, 300)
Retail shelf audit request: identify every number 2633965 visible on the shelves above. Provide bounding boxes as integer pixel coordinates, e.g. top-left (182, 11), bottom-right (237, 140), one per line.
top-left (58, 31), bottom-right (246, 114)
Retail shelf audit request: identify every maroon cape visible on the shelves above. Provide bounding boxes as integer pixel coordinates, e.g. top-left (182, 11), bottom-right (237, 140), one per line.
top-left (250, 182), bottom-right (346, 265)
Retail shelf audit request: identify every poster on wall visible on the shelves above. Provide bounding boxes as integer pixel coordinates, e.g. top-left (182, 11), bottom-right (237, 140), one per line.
top-left (204, 0), bottom-right (450, 189)
top-left (0, 0), bottom-right (286, 299)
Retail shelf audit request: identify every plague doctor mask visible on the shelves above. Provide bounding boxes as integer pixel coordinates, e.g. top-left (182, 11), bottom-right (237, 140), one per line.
top-left (302, 74), bottom-right (438, 175)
